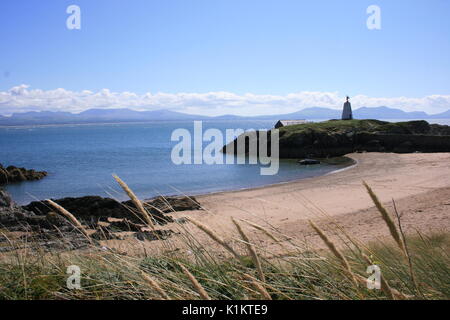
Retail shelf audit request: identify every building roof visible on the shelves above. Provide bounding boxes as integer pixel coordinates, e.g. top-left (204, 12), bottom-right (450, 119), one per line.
top-left (275, 120), bottom-right (307, 127)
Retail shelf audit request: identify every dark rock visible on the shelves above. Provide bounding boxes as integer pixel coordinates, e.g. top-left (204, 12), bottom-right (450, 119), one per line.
top-left (298, 159), bottom-right (321, 165)
top-left (0, 164), bottom-right (47, 185)
top-left (222, 120), bottom-right (450, 159)
top-left (0, 189), bottom-right (14, 208)
top-left (1, 189), bottom-right (187, 251)
top-left (24, 196), bottom-right (132, 225)
top-left (364, 140), bottom-right (384, 152)
top-left (393, 140), bottom-right (415, 153)
top-left (0, 189), bottom-right (33, 229)
top-left (107, 219), bottom-right (145, 232)
top-left (366, 140), bottom-right (381, 147)
top-left (0, 189), bottom-right (89, 251)
top-left (1, 189), bottom-right (74, 232)
top-left (23, 195), bottom-right (201, 226)
top-left (144, 196), bottom-right (202, 213)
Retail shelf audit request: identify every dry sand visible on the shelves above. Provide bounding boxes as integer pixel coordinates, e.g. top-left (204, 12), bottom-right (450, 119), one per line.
top-left (106, 152), bottom-right (450, 255)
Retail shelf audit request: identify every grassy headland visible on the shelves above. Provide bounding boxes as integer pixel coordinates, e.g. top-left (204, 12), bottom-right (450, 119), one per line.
top-left (223, 119), bottom-right (450, 158)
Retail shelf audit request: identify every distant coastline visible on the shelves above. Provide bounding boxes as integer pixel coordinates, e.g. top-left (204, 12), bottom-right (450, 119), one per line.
top-left (2, 117), bottom-right (450, 129)
top-left (2, 106), bottom-right (450, 127)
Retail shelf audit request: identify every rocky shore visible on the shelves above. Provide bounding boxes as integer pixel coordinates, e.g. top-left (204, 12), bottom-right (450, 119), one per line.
top-left (222, 120), bottom-right (450, 158)
top-left (23, 195), bottom-right (201, 226)
top-left (0, 164), bottom-right (47, 185)
top-left (0, 190), bottom-right (201, 252)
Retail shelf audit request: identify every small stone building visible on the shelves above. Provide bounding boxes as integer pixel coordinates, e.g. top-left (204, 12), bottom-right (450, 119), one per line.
top-left (274, 120), bottom-right (307, 129)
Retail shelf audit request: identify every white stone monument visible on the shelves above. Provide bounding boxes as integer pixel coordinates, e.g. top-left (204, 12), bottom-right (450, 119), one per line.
top-left (342, 96), bottom-right (353, 120)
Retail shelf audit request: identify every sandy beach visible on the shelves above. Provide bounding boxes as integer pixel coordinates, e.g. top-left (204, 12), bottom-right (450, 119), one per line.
top-left (99, 152), bottom-right (450, 255)
top-left (162, 152), bottom-right (450, 251)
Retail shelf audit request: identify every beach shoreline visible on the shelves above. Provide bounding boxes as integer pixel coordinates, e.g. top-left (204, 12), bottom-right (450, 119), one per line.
top-left (169, 156), bottom-right (357, 201)
top-left (4, 152), bottom-right (449, 254)
top-left (169, 152), bottom-right (450, 251)
top-left (5, 156), bottom-right (355, 206)
top-left (94, 152), bottom-right (450, 255)
top-left (195, 152), bottom-right (450, 210)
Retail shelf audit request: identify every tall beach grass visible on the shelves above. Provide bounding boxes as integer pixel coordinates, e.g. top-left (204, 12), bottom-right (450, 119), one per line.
top-left (0, 179), bottom-right (448, 300)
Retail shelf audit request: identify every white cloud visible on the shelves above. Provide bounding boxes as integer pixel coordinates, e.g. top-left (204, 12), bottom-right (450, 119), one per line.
top-left (0, 85), bottom-right (449, 116)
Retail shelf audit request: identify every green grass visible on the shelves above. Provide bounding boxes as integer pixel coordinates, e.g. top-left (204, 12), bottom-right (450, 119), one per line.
top-left (280, 119), bottom-right (388, 133)
top-left (0, 230), bottom-right (448, 300)
top-left (277, 119), bottom-right (435, 136)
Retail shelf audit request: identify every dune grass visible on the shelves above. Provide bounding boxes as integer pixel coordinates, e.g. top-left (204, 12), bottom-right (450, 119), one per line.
top-left (0, 180), bottom-right (448, 300)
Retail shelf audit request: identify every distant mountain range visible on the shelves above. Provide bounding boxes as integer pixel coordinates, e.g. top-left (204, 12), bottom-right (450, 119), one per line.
top-left (0, 106), bottom-right (450, 126)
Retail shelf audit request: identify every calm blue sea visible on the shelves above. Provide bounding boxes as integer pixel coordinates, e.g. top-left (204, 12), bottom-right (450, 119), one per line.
top-left (1, 119), bottom-right (449, 205)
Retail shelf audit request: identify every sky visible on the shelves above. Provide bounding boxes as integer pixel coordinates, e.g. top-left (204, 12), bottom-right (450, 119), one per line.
top-left (0, 0), bottom-right (450, 116)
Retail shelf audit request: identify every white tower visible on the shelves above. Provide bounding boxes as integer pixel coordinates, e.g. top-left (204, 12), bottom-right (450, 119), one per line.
top-left (342, 96), bottom-right (353, 120)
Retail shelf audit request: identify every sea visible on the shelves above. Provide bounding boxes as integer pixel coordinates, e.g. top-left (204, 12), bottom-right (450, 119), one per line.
top-left (1, 119), bottom-right (449, 205)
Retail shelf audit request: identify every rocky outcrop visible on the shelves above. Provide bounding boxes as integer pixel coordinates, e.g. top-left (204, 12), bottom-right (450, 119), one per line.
top-left (1, 189), bottom-right (202, 251)
top-left (0, 189), bottom-right (71, 232)
top-left (298, 159), bottom-right (321, 165)
top-left (0, 164), bottom-right (47, 185)
top-left (0, 189), bottom-right (88, 252)
top-left (222, 120), bottom-right (450, 159)
top-left (23, 195), bottom-right (201, 226)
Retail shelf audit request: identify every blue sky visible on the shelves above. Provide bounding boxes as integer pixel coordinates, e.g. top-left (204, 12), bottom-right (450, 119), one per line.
top-left (1, 0), bottom-right (450, 115)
